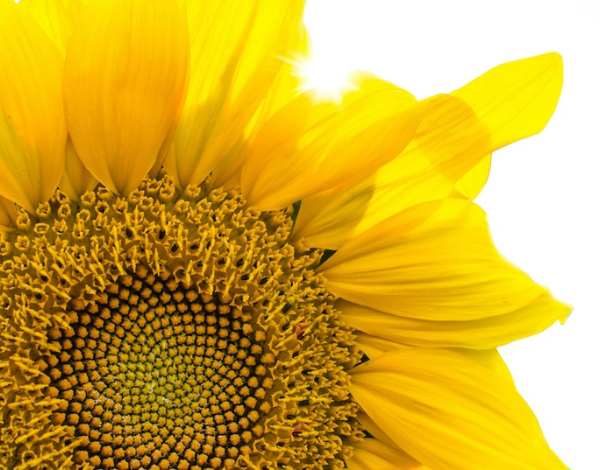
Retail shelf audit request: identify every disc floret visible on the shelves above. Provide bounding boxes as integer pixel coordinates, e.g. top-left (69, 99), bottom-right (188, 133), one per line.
top-left (0, 176), bottom-right (359, 470)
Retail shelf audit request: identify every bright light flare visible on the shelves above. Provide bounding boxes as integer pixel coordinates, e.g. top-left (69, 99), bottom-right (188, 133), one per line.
top-left (293, 55), bottom-right (357, 103)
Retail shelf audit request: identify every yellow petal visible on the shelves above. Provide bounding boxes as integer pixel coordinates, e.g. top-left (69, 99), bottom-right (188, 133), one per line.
top-left (320, 199), bottom-right (553, 320)
top-left (341, 293), bottom-right (570, 349)
top-left (452, 52), bottom-right (563, 151)
top-left (0, 194), bottom-right (17, 231)
top-left (347, 438), bottom-right (427, 470)
top-left (292, 53), bottom-right (563, 249)
top-left (19, 0), bottom-right (85, 56)
top-left (164, 0), bottom-right (306, 189)
top-left (350, 348), bottom-right (567, 469)
top-left (211, 25), bottom-right (311, 190)
top-left (292, 93), bottom-right (490, 248)
top-left (449, 53), bottom-right (562, 200)
top-left (20, 0), bottom-right (96, 202)
top-left (357, 412), bottom-right (398, 449)
top-left (354, 332), bottom-right (411, 360)
top-left (0, 0), bottom-right (66, 212)
top-left (242, 75), bottom-right (425, 210)
top-left (357, 411), bottom-right (433, 467)
top-left (59, 136), bottom-right (99, 200)
top-left (452, 153), bottom-right (491, 200)
top-left (63, 0), bottom-right (189, 195)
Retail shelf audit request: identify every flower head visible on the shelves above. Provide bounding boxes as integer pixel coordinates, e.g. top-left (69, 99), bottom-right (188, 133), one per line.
top-left (0, 1), bottom-right (569, 469)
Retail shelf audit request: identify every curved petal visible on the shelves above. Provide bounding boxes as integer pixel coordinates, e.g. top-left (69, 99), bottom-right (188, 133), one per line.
top-left (20, 0), bottom-right (97, 201)
top-left (0, 194), bottom-right (17, 231)
top-left (211, 25), bottom-right (311, 190)
top-left (291, 93), bottom-right (490, 248)
top-left (354, 332), bottom-right (410, 360)
top-left (358, 411), bottom-right (437, 465)
top-left (164, 0), bottom-right (306, 189)
top-left (452, 52), bottom-right (563, 151)
top-left (292, 53), bottom-right (563, 249)
top-left (0, 0), bottom-right (66, 212)
top-left (449, 52), bottom-right (562, 200)
top-left (339, 293), bottom-right (570, 349)
top-left (347, 438), bottom-right (427, 470)
top-left (452, 153), bottom-right (491, 200)
top-left (320, 199), bottom-right (557, 321)
top-left (242, 75), bottom-right (425, 210)
top-left (63, 0), bottom-right (189, 195)
top-left (19, 0), bottom-right (85, 56)
top-left (350, 348), bottom-right (567, 469)
top-left (59, 136), bottom-right (98, 200)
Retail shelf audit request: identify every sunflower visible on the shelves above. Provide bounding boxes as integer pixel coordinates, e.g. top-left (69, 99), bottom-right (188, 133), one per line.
top-left (0, 0), bottom-right (570, 469)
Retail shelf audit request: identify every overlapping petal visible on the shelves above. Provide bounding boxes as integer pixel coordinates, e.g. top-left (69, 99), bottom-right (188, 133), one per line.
top-left (164, 0), bottom-right (306, 190)
top-left (452, 52), bottom-right (563, 151)
top-left (452, 153), bottom-right (491, 200)
top-left (242, 75), bottom-right (425, 210)
top-left (211, 25), bottom-right (311, 190)
top-left (320, 198), bottom-right (563, 321)
top-left (20, 0), bottom-right (99, 200)
top-left (0, 0), bottom-right (67, 213)
top-left (19, 0), bottom-right (85, 56)
top-left (291, 92), bottom-right (489, 248)
top-left (59, 136), bottom-right (98, 201)
top-left (449, 52), bottom-right (563, 199)
top-left (354, 332), bottom-right (409, 360)
top-left (351, 348), bottom-right (567, 469)
top-left (346, 438), bottom-right (427, 470)
top-left (63, 0), bottom-right (189, 195)
top-left (292, 53), bottom-right (563, 249)
top-left (339, 294), bottom-right (570, 349)
top-left (0, 195), bottom-right (17, 231)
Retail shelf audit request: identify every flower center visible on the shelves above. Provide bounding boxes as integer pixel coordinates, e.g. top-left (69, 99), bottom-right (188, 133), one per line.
top-left (48, 269), bottom-right (272, 470)
top-left (0, 175), bottom-right (360, 470)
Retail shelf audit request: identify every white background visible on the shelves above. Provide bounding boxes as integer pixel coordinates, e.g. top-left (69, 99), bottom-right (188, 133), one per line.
top-left (304, 1), bottom-right (599, 468)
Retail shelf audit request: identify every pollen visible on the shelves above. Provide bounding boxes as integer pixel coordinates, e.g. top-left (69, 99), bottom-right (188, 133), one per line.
top-left (0, 175), bottom-right (360, 470)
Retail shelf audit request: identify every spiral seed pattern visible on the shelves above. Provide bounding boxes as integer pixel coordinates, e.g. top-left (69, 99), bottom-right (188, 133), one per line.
top-left (0, 175), bottom-right (360, 470)
top-left (47, 268), bottom-right (274, 470)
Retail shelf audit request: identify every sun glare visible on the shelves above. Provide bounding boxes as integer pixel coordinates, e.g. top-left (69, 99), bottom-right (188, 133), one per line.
top-left (294, 55), bottom-right (356, 104)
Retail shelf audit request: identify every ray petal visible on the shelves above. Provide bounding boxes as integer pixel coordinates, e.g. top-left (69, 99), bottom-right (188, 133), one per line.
top-left (350, 348), bottom-right (567, 469)
top-left (63, 0), bottom-right (189, 195)
top-left (320, 199), bottom-right (566, 321)
top-left (0, 0), bottom-right (66, 212)
top-left (292, 53), bottom-right (563, 249)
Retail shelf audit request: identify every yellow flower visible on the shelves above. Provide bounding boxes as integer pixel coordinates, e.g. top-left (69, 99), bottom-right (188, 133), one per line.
top-left (0, 1), bottom-right (569, 469)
